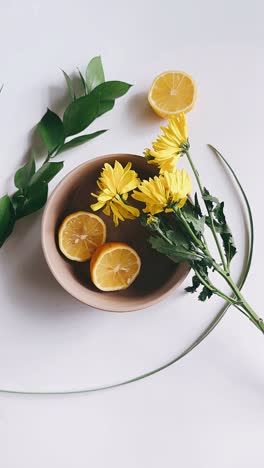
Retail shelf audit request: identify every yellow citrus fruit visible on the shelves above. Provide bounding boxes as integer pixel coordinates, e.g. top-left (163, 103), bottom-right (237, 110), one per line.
top-left (58, 211), bottom-right (106, 262)
top-left (148, 71), bottom-right (196, 118)
top-left (90, 242), bottom-right (141, 291)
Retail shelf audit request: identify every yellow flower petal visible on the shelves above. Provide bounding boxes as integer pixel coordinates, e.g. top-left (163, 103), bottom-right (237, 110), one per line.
top-left (91, 160), bottom-right (141, 226)
top-left (133, 169), bottom-right (192, 214)
top-left (145, 113), bottom-right (188, 173)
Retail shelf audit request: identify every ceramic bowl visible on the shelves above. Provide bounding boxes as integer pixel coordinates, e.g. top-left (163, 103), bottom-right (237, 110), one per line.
top-left (41, 154), bottom-right (190, 312)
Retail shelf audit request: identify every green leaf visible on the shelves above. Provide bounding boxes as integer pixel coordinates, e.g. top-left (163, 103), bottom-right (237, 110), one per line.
top-left (149, 235), bottom-right (201, 263)
top-left (14, 183), bottom-right (48, 219)
top-left (213, 221), bottom-right (237, 264)
top-left (194, 193), bottom-right (202, 217)
top-left (97, 99), bottom-right (115, 117)
top-left (63, 93), bottom-right (100, 137)
top-left (185, 275), bottom-right (201, 293)
top-left (77, 68), bottom-right (87, 95)
top-left (202, 188), bottom-right (219, 211)
top-left (212, 201), bottom-right (237, 264)
top-left (0, 195), bottom-right (16, 247)
top-left (14, 153), bottom-right (36, 190)
top-left (86, 56), bottom-right (105, 94)
top-left (61, 69), bottom-right (75, 101)
top-left (181, 201), bottom-right (205, 235)
top-left (166, 229), bottom-right (190, 249)
top-left (198, 286), bottom-right (213, 301)
top-left (37, 109), bottom-right (65, 154)
top-left (29, 161), bottom-right (64, 187)
top-left (91, 81), bottom-right (132, 100)
top-left (57, 130), bottom-right (107, 154)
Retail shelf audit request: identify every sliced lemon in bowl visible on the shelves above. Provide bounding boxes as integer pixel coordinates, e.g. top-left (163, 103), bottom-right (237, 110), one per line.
top-left (58, 211), bottom-right (106, 262)
top-left (90, 242), bottom-right (141, 292)
top-left (148, 70), bottom-right (196, 118)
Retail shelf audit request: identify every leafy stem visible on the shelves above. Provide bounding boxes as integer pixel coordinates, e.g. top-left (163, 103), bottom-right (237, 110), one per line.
top-left (0, 56), bottom-right (132, 248)
top-left (185, 150), bottom-right (228, 270)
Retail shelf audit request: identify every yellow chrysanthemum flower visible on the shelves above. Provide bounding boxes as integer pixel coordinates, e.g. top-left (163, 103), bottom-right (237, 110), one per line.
top-left (145, 112), bottom-right (189, 173)
top-left (91, 160), bottom-right (140, 226)
top-left (132, 169), bottom-right (192, 215)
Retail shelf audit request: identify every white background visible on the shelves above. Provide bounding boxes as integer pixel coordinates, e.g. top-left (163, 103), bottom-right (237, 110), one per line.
top-left (0, 0), bottom-right (263, 467)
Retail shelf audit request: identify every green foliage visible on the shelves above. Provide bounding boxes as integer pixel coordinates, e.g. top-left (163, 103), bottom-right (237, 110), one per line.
top-left (77, 68), bottom-right (87, 95)
top-left (185, 264), bottom-right (213, 302)
top-left (149, 235), bottom-right (201, 263)
top-left (37, 109), bottom-right (65, 155)
top-left (0, 195), bottom-right (16, 247)
top-left (61, 69), bottom-right (75, 101)
top-left (14, 153), bottom-right (36, 190)
top-left (181, 200), bottom-right (205, 235)
top-left (97, 100), bottom-right (115, 117)
top-left (57, 130), bottom-right (107, 154)
top-left (198, 286), bottom-right (213, 301)
top-left (203, 187), bottom-right (237, 265)
top-left (13, 183), bottom-right (49, 219)
top-left (29, 161), bottom-right (64, 186)
top-left (149, 224), bottom-right (203, 263)
top-left (91, 81), bottom-right (132, 100)
top-left (202, 188), bottom-right (219, 211)
top-left (185, 274), bottom-right (200, 293)
top-left (0, 55), bottom-right (132, 247)
top-left (194, 193), bottom-right (202, 217)
top-left (86, 56), bottom-right (105, 93)
top-left (12, 161), bottom-right (63, 219)
top-left (63, 94), bottom-right (99, 136)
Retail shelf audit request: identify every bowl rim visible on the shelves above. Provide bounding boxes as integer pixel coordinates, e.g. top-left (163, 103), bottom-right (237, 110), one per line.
top-left (41, 153), bottom-right (191, 312)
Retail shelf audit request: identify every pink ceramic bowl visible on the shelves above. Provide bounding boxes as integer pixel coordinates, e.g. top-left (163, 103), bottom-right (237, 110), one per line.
top-left (41, 154), bottom-right (190, 312)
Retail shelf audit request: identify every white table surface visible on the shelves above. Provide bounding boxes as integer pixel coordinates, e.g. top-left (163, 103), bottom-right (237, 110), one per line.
top-left (0, 1), bottom-right (263, 467)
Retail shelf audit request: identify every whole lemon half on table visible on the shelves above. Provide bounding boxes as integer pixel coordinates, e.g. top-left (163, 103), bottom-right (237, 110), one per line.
top-left (58, 211), bottom-right (106, 262)
top-left (148, 70), bottom-right (196, 118)
top-left (90, 242), bottom-right (141, 292)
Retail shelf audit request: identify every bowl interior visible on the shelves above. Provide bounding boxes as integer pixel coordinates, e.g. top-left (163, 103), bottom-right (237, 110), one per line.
top-left (42, 154), bottom-right (190, 311)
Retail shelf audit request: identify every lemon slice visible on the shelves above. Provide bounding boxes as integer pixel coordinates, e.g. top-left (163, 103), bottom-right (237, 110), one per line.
top-left (148, 71), bottom-right (196, 118)
top-left (90, 242), bottom-right (141, 291)
top-left (58, 211), bottom-right (106, 262)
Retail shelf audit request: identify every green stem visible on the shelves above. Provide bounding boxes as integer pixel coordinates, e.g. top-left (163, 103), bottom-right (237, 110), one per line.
top-left (194, 269), bottom-right (239, 306)
top-left (185, 150), bottom-right (227, 270)
top-left (174, 209), bottom-right (205, 251)
top-left (213, 262), bottom-right (264, 333)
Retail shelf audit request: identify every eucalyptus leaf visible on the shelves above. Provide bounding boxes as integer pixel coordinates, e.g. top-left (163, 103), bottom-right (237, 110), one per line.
top-left (0, 195), bottom-right (16, 247)
top-left (63, 93), bottom-right (100, 137)
top-left (91, 81), bottom-right (132, 100)
top-left (86, 56), bottom-right (105, 94)
top-left (37, 109), bottom-right (65, 154)
top-left (14, 154), bottom-right (36, 190)
top-left (29, 161), bottom-right (64, 187)
top-left (61, 69), bottom-right (75, 102)
top-left (57, 130), bottom-right (107, 154)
